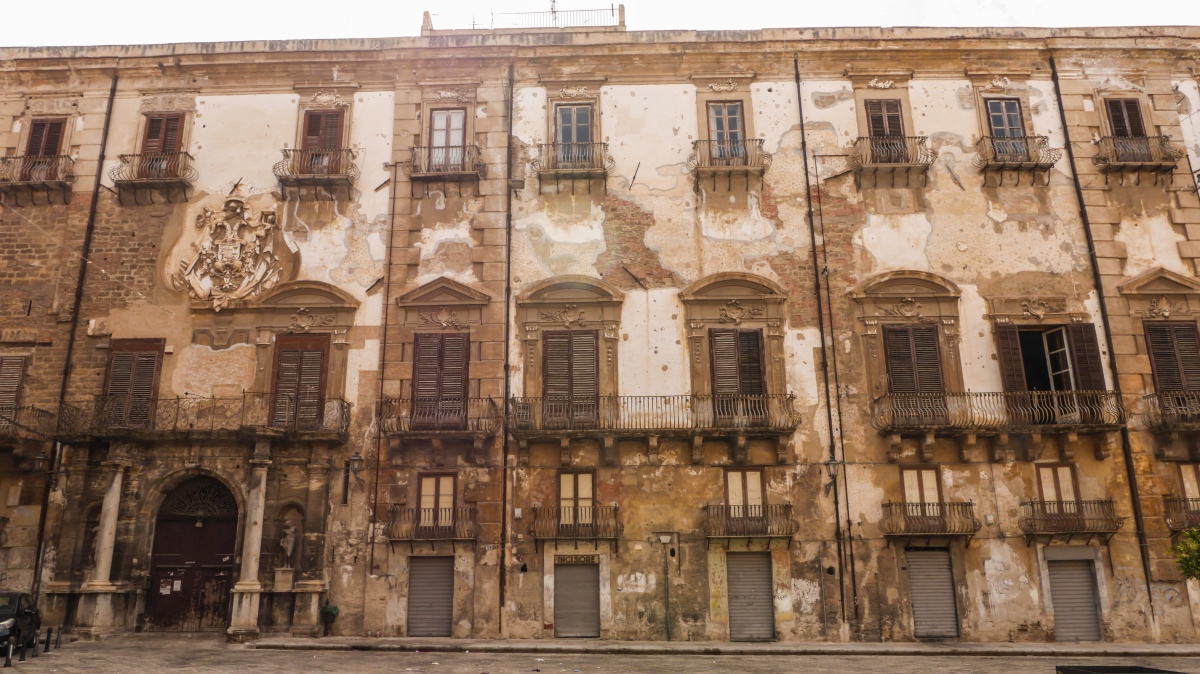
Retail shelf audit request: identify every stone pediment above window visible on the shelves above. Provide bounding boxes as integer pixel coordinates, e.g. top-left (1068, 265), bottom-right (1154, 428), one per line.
top-left (191, 281), bottom-right (358, 350)
top-left (850, 270), bottom-right (960, 323)
top-left (517, 276), bottom-right (624, 337)
top-left (1119, 267), bottom-right (1200, 319)
top-left (986, 296), bottom-right (1087, 325)
top-left (396, 276), bottom-right (491, 329)
top-left (680, 273), bottom-right (786, 328)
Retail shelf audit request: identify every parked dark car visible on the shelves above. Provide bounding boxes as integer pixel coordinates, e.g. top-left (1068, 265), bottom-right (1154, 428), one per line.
top-left (0, 592), bottom-right (40, 652)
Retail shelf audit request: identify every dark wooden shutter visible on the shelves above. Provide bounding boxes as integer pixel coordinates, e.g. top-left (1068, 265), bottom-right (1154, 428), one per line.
top-left (411, 333), bottom-right (469, 429)
top-left (711, 329), bottom-right (742, 396)
top-left (543, 332), bottom-right (572, 400)
top-left (866, 99), bottom-right (903, 137)
top-left (142, 114), bottom-right (183, 154)
top-left (737, 330), bottom-right (766, 395)
top-left (302, 110), bottom-right (343, 150)
top-left (272, 334), bottom-right (329, 428)
top-left (1067, 324), bottom-right (1107, 391)
top-left (542, 331), bottom-right (598, 427)
top-left (105, 339), bottom-right (164, 428)
top-left (0, 357), bottom-right (27, 433)
top-left (1146, 322), bottom-right (1200, 392)
top-left (26, 119), bottom-right (65, 155)
top-left (1106, 99), bottom-right (1146, 138)
top-left (993, 323), bottom-right (1029, 392)
top-left (884, 325), bottom-right (944, 394)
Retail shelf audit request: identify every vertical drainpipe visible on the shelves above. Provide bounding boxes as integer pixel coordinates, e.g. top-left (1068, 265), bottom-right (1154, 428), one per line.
top-left (34, 70), bottom-right (119, 602)
top-left (499, 60), bottom-right (516, 637)
top-left (1048, 53), bottom-right (1155, 606)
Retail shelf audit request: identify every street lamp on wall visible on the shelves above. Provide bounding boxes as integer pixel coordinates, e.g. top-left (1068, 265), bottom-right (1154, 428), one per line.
top-left (823, 457), bottom-right (840, 496)
top-left (347, 451), bottom-right (365, 491)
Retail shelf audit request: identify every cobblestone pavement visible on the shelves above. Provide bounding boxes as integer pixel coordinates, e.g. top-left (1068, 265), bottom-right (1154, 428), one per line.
top-left (6, 635), bottom-right (1200, 674)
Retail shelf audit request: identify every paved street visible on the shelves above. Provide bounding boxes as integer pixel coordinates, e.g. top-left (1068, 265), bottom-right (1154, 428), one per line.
top-left (5, 634), bottom-right (1199, 674)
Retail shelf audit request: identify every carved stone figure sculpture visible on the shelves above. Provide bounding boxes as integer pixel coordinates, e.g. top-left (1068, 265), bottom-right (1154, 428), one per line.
top-left (279, 519), bottom-right (296, 568)
top-left (172, 198), bottom-right (282, 311)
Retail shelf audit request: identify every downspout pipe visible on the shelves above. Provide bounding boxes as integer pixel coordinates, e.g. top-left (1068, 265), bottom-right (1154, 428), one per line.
top-left (498, 61), bottom-right (516, 637)
top-left (1048, 54), bottom-right (1154, 601)
top-left (794, 56), bottom-right (850, 627)
top-left (35, 70), bottom-right (118, 602)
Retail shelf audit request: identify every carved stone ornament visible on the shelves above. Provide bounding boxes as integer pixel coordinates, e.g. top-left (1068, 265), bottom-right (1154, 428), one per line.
top-left (139, 93), bottom-right (197, 113)
top-left (1100, 75), bottom-right (1144, 92)
top-left (171, 198), bottom-right (283, 311)
top-left (990, 76), bottom-right (1012, 89)
top-left (706, 79), bottom-right (739, 92)
top-left (419, 306), bottom-right (467, 330)
top-left (540, 304), bottom-right (588, 328)
top-left (309, 91), bottom-right (350, 107)
top-left (436, 89), bottom-right (471, 102)
top-left (1141, 296), bottom-right (1185, 319)
top-left (24, 97), bottom-right (79, 115)
top-left (558, 85), bottom-right (591, 98)
top-left (718, 300), bottom-right (764, 324)
top-left (1021, 298), bottom-right (1066, 321)
top-left (882, 297), bottom-right (923, 318)
top-left (867, 78), bottom-right (896, 89)
top-left (286, 307), bottom-right (336, 333)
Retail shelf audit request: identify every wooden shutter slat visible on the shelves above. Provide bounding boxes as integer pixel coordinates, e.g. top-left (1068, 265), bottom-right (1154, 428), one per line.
top-left (162, 116), bottom-right (182, 154)
top-left (439, 334), bottom-right (469, 400)
top-left (912, 325), bottom-right (945, 393)
top-left (865, 100), bottom-right (886, 137)
top-left (42, 120), bottom-right (64, 155)
top-left (994, 323), bottom-right (1029, 392)
top-left (737, 330), bottom-right (765, 396)
top-left (1124, 100), bottom-right (1146, 137)
top-left (569, 331), bottom-right (599, 400)
top-left (1146, 322), bottom-right (1200, 392)
top-left (0, 357), bottom-right (26, 411)
top-left (543, 332), bottom-right (572, 398)
top-left (322, 109), bottom-right (343, 150)
top-left (710, 329), bottom-right (742, 395)
top-left (412, 334), bottom-right (444, 400)
top-left (273, 333), bottom-right (330, 427)
top-left (142, 117), bottom-right (165, 154)
top-left (884, 326), bottom-right (918, 393)
top-left (26, 120), bottom-right (47, 156)
top-left (303, 111), bottom-right (325, 150)
top-left (1067, 324), bottom-right (1107, 391)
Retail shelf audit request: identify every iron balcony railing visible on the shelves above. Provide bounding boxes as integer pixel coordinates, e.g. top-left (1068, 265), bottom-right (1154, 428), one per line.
top-left (1143, 392), bottom-right (1200, 432)
top-left (403, 145), bottom-right (485, 180)
top-left (273, 148), bottom-right (360, 185)
top-left (1018, 500), bottom-right (1125, 536)
top-left (530, 143), bottom-right (614, 175)
top-left (385, 506), bottom-right (477, 541)
top-left (109, 152), bottom-right (198, 184)
top-left (0, 405), bottom-right (57, 441)
top-left (0, 155), bottom-right (76, 186)
top-left (973, 136), bottom-right (1062, 171)
top-left (1164, 497), bottom-right (1200, 532)
top-left (880, 501), bottom-right (981, 537)
top-left (849, 136), bottom-right (935, 168)
top-left (704, 503), bottom-right (796, 538)
top-left (507, 394), bottom-right (800, 435)
top-left (1093, 136), bottom-right (1183, 172)
top-left (530, 505), bottom-right (620, 541)
top-left (687, 139), bottom-right (772, 172)
top-left (487, 7), bottom-right (622, 29)
top-left (871, 391), bottom-right (1125, 434)
top-left (57, 393), bottom-right (350, 438)
top-left (377, 397), bottom-right (502, 436)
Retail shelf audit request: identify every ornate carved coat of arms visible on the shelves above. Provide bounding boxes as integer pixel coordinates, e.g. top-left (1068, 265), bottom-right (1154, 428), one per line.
top-left (172, 198), bottom-right (283, 311)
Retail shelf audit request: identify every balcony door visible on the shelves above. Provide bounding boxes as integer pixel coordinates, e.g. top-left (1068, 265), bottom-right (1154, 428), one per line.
top-left (726, 469), bottom-right (766, 535)
top-left (271, 333), bottom-right (329, 430)
top-left (418, 474), bottom-right (456, 539)
top-left (104, 339), bottom-right (164, 429)
top-left (1179, 464), bottom-right (1200, 528)
top-left (429, 109), bottom-right (466, 172)
top-left (411, 333), bottom-right (469, 431)
top-left (0, 357), bottom-right (26, 436)
top-left (994, 323), bottom-right (1107, 425)
top-left (21, 118), bottom-right (65, 181)
top-left (559, 472), bottom-right (595, 537)
top-left (864, 99), bottom-right (908, 163)
top-left (1036, 463), bottom-right (1084, 531)
top-left (707, 102), bottom-right (746, 166)
top-left (710, 328), bottom-right (766, 426)
top-left (140, 114), bottom-right (183, 179)
top-left (555, 104), bottom-right (593, 168)
top-left (1105, 98), bottom-right (1151, 162)
top-left (542, 330), bottom-right (599, 428)
top-left (1145, 321), bottom-right (1200, 422)
top-left (985, 98), bottom-right (1028, 162)
top-left (901, 466), bottom-right (945, 534)
top-left (300, 109), bottom-right (344, 174)
top-left (882, 324), bottom-right (946, 425)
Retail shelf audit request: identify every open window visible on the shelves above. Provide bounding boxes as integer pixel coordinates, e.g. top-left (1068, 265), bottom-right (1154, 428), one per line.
top-left (993, 323), bottom-right (1107, 425)
top-left (103, 339), bottom-right (164, 429)
top-left (272, 333), bottom-right (329, 430)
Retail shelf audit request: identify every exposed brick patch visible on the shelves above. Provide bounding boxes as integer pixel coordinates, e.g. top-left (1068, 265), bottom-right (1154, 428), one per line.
top-left (594, 194), bottom-right (683, 290)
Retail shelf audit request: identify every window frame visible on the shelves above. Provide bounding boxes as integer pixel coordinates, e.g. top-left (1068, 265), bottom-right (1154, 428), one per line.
top-left (1036, 463), bottom-right (1082, 504)
top-left (1102, 97), bottom-right (1149, 139)
top-left (1179, 464), bottom-right (1200, 502)
top-left (853, 85), bottom-right (915, 139)
top-left (271, 332), bottom-right (331, 428)
top-left (900, 465), bottom-right (943, 505)
top-left (23, 117), bottom-right (69, 157)
top-left (416, 472), bottom-right (457, 534)
top-left (725, 468), bottom-right (766, 510)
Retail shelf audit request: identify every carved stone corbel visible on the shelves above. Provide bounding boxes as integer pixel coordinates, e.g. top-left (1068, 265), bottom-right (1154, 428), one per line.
top-left (516, 437), bottom-right (530, 467)
top-left (886, 434), bottom-right (903, 463)
top-left (1025, 433), bottom-right (1045, 462)
top-left (959, 433), bottom-right (977, 463)
top-left (647, 435), bottom-right (660, 464)
top-left (473, 435), bottom-right (485, 465)
top-left (389, 438), bottom-right (404, 467)
top-left (691, 435), bottom-right (704, 464)
top-left (602, 436), bottom-right (617, 466)
top-left (1095, 431), bottom-right (1117, 460)
top-left (775, 436), bottom-right (790, 465)
top-left (731, 434), bottom-right (748, 465)
top-left (560, 438), bottom-right (571, 466)
top-left (1059, 435), bottom-right (1074, 462)
top-left (919, 433), bottom-right (935, 463)
top-left (991, 433), bottom-right (1013, 463)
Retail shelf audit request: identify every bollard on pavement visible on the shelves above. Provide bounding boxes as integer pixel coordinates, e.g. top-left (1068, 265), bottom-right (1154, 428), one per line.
top-left (17, 639), bottom-right (24, 662)
top-left (29, 634), bottom-right (36, 658)
top-left (43, 627), bottom-right (50, 653)
top-left (3, 641), bottom-right (11, 667)
top-left (55, 626), bottom-right (61, 648)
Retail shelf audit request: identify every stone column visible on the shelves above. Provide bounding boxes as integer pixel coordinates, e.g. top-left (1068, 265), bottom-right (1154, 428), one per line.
top-left (76, 455), bottom-right (131, 637)
top-left (82, 462), bottom-right (125, 590)
top-left (228, 440), bottom-right (271, 641)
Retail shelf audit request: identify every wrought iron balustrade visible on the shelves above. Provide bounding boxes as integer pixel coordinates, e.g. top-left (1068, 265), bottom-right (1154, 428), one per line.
top-left (109, 152), bottom-right (198, 184)
top-left (378, 397), bottom-right (501, 436)
top-left (531, 143), bottom-right (614, 175)
top-left (1143, 392), bottom-right (1200, 432)
top-left (507, 394), bottom-right (800, 435)
top-left (403, 145), bottom-right (484, 180)
top-left (974, 136), bottom-right (1061, 171)
top-left (1093, 136), bottom-right (1183, 173)
top-left (1164, 497), bottom-right (1200, 532)
top-left (0, 405), bottom-right (57, 441)
top-left (57, 393), bottom-right (350, 438)
top-left (704, 503), bottom-right (796, 538)
top-left (0, 155), bottom-right (76, 186)
top-left (850, 136), bottom-right (934, 168)
top-left (273, 148), bottom-right (360, 184)
top-left (880, 501), bottom-right (981, 537)
top-left (871, 391), bottom-right (1125, 434)
top-left (530, 505), bottom-right (620, 541)
top-left (687, 139), bottom-right (772, 172)
top-left (385, 506), bottom-right (477, 541)
top-left (1018, 499), bottom-right (1124, 537)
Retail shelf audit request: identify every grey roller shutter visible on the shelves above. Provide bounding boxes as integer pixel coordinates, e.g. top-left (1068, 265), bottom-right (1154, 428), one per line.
top-left (1047, 560), bottom-right (1102, 642)
top-left (726, 552), bottom-right (775, 641)
top-left (554, 563), bottom-right (601, 638)
top-left (906, 549), bottom-right (959, 638)
top-left (407, 556), bottom-right (455, 637)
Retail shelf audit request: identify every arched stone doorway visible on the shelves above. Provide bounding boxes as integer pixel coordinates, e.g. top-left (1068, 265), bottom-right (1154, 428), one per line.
top-left (146, 476), bottom-right (238, 631)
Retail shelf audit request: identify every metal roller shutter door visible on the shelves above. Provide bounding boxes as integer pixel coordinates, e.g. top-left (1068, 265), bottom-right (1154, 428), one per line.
top-left (906, 549), bottom-right (959, 638)
top-left (1048, 560), bottom-right (1102, 642)
top-left (727, 552), bottom-right (775, 641)
top-left (554, 563), bottom-right (601, 638)
top-left (407, 556), bottom-right (455, 637)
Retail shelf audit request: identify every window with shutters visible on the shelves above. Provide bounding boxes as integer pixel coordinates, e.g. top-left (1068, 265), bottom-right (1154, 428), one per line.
top-left (542, 330), bottom-right (599, 428)
top-left (555, 104), bottom-right (594, 168)
top-left (992, 323), bottom-right (1108, 425)
top-left (1104, 98), bottom-right (1153, 162)
top-left (726, 469), bottom-right (767, 534)
top-left (709, 328), bottom-right (767, 425)
top-left (1145, 322), bottom-right (1200, 421)
top-left (559, 471), bottom-right (595, 531)
top-left (20, 118), bottom-right (67, 182)
top-left (417, 474), bottom-right (456, 538)
top-left (863, 99), bottom-right (911, 164)
top-left (984, 98), bottom-right (1031, 162)
top-left (1035, 463), bottom-right (1085, 529)
top-left (1180, 464), bottom-right (1200, 501)
top-left (299, 109), bottom-right (345, 174)
top-left (707, 102), bottom-right (747, 165)
top-left (411, 333), bottom-right (469, 430)
top-left (429, 109), bottom-right (467, 172)
top-left (103, 339), bottom-right (164, 429)
top-left (901, 466), bottom-right (946, 531)
top-left (272, 333), bottom-right (329, 430)
top-left (882, 324), bottom-right (948, 426)
top-left (139, 114), bottom-right (185, 179)
top-left (0, 357), bottom-right (26, 436)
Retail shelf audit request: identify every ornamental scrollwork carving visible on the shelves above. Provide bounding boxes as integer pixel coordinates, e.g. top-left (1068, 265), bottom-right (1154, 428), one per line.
top-left (419, 306), bottom-right (467, 330)
top-left (436, 89), bottom-right (472, 102)
top-left (1021, 298), bottom-right (1066, 321)
top-left (171, 198), bottom-right (283, 311)
top-left (867, 78), bottom-right (896, 89)
top-left (717, 300), bottom-right (764, 324)
top-left (540, 304), bottom-right (588, 328)
top-left (309, 91), bottom-right (350, 107)
top-left (1100, 75), bottom-right (1144, 92)
top-left (558, 86), bottom-right (591, 98)
top-left (1140, 296), bottom-right (1186, 319)
top-left (882, 297), bottom-right (923, 318)
top-left (706, 79), bottom-right (739, 92)
top-left (286, 308), bottom-right (336, 333)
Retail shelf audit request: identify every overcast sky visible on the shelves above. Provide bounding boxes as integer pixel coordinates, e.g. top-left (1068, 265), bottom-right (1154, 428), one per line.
top-left (3, 0), bottom-right (1199, 48)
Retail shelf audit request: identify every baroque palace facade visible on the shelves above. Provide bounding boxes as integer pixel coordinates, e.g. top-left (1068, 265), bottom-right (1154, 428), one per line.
top-left (3, 8), bottom-right (1200, 643)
